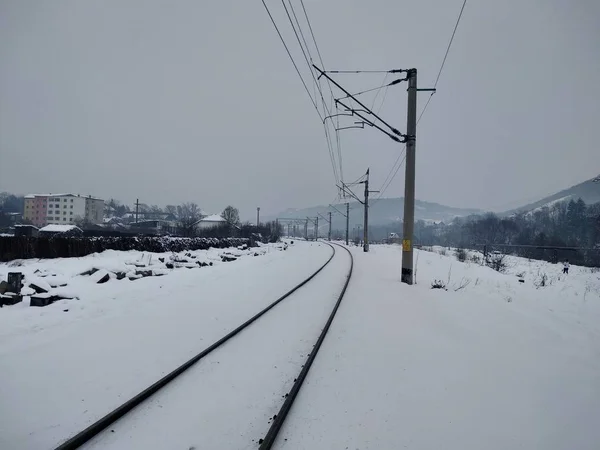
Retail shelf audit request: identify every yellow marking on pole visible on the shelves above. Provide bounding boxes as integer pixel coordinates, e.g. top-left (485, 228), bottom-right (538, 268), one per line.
top-left (402, 239), bottom-right (411, 251)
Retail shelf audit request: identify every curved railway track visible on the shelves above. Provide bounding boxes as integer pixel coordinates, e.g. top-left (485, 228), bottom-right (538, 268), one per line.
top-left (54, 241), bottom-right (353, 450)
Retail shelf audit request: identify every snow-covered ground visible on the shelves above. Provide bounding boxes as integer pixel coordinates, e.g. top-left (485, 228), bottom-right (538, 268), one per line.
top-left (1, 242), bottom-right (599, 449)
top-left (278, 244), bottom-right (600, 449)
top-left (0, 241), bottom-right (334, 449)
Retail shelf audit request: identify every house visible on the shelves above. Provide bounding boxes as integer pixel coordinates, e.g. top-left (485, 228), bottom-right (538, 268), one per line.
top-left (14, 225), bottom-right (39, 237)
top-left (6, 212), bottom-right (23, 224)
top-left (130, 220), bottom-right (177, 235)
top-left (23, 193), bottom-right (104, 228)
top-left (196, 214), bottom-right (227, 230)
top-left (39, 224), bottom-right (83, 237)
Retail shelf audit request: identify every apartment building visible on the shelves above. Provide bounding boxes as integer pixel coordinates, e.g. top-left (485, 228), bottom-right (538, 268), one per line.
top-left (23, 194), bottom-right (104, 228)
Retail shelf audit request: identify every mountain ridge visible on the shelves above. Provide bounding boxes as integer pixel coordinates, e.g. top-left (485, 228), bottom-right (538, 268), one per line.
top-left (268, 175), bottom-right (600, 229)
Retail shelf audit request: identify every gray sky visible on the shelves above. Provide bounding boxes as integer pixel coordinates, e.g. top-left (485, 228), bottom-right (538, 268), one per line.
top-left (1, 0), bottom-right (599, 220)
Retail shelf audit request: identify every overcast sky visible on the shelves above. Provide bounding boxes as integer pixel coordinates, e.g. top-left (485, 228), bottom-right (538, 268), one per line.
top-left (1, 0), bottom-right (599, 220)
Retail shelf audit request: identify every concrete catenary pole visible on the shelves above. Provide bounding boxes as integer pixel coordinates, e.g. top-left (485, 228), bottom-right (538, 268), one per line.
top-left (256, 207), bottom-right (260, 228)
top-left (401, 68), bottom-right (418, 284)
top-left (315, 216), bottom-right (319, 240)
top-left (364, 169), bottom-right (370, 252)
top-left (328, 211), bottom-right (332, 241)
top-left (345, 202), bottom-right (350, 245)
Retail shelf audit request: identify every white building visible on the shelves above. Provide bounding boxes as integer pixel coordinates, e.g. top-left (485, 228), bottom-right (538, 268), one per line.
top-left (196, 214), bottom-right (227, 230)
top-left (23, 194), bottom-right (104, 228)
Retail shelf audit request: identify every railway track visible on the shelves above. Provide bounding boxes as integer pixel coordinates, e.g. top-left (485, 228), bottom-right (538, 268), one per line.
top-left (54, 242), bottom-right (353, 450)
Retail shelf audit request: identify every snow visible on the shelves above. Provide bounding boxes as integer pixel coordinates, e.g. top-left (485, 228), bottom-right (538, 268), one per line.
top-left (25, 193), bottom-right (103, 200)
top-left (1, 242), bottom-right (599, 449)
top-left (39, 224), bottom-right (81, 233)
top-left (277, 245), bottom-right (600, 449)
top-left (526, 195), bottom-right (572, 215)
top-left (0, 241), bottom-right (332, 449)
top-left (82, 243), bottom-right (351, 450)
top-left (200, 214), bottom-right (226, 222)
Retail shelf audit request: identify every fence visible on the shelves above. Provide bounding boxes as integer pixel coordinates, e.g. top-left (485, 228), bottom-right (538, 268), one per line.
top-left (0, 236), bottom-right (252, 262)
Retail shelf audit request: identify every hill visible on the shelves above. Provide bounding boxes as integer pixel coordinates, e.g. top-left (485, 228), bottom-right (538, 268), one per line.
top-left (268, 197), bottom-right (482, 231)
top-left (504, 175), bottom-right (600, 215)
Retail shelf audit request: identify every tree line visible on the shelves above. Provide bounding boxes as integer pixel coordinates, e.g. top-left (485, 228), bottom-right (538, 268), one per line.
top-left (415, 198), bottom-right (600, 266)
top-left (1, 193), bottom-right (283, 242)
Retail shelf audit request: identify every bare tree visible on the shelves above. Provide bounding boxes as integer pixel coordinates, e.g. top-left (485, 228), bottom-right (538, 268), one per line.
top-left (221, 205), bottom-right (240, 226)
top-left (148, 205), bottom-right (164, 220)
top-left (178, 202), bottom-right (202, 237)
top-left (165, 205), bottom-right (177, 217)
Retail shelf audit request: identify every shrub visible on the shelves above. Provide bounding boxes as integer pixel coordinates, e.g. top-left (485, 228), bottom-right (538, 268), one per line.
top-left (455, 248), bottom-right (467, 262)
top-left (470, 254), bottom-right (481, 264)
top-left (534, 272), bottom-right (552, 288)
top-left (431, 279), bottom-right (447, 290)
top-left (486, 253), bottom-right (507, 273)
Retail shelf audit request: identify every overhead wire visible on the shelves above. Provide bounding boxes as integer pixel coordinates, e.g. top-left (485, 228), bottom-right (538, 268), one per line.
top-left (272, 0), bottom-right (340, 185)
top-left (371, 73), bottom-right (389, 111)
top-left (299, 0), bottom-right (345, 183)
top-left (373, 0), bottom-right (468, 203)
top-left (283, 0), bottom-right (340, 186)
top-left (260, 0), bottom-right (322, 120)
top-left (417, 0), bottom-right (467, 123)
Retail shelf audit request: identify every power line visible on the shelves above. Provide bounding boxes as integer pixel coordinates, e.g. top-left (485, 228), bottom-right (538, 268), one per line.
top-left (374, 0), bottom-right (468, 203)
top-left (283, 0), bottom-right (342, 186)
top-left (371, 73), bottom-right (389, 110)
top-left (266, 0), bottom-right (340, 185)
top-left (298, 0), bottom-right (345, 183)
top-left (337, 77), bottom-right (406, 101)
top-left (260, 0), bottom-right (322, 119)
top-left (417, 0), bottom-right (467, 123)
top-left (434, 0), bottom-right (467, 89)
top-left (286, 0), bottom-right (318, 105)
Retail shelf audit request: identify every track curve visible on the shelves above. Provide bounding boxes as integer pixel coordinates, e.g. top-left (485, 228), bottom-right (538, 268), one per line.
top-left (259, 242), bottom-right (354, 449)
top-left (55, 242), bottom-right (337, 450)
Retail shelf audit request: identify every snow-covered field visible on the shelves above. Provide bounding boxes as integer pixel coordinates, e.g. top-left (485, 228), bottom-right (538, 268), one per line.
top-left (279, 244), bottom-right (600, 450)
top-left (0, 241), bottom-right (335, 449)
top-left (1, 242), bottom-right (599, 449)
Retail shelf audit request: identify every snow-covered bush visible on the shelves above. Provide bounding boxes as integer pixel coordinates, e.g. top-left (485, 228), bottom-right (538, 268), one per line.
top-left (486, 253), bottom-right (507, 273)
top-left (455, 248), bottom-right (467, 262)
top-left (431, 279), bottom-right (447, 290)
top-left (470, 254), bottom-right (482, 264)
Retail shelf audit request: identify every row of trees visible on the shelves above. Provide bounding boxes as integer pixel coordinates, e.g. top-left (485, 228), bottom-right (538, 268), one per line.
top-left (415, 198), bottom-right (600, 266)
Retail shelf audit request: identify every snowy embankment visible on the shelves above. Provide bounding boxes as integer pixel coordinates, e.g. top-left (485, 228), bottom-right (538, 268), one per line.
top-left (279, 244), bottom-right (600, 450)
top-left (0, 241), bottom-right (330, 450)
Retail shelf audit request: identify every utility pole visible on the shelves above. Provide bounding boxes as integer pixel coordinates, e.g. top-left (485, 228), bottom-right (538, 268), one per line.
top-left (360, 169), bottom-right (380, 252)
top-left (364, 171), bottom-right (369, 251)
top-left (346, 202), bottom-right (350, 245)
top-left (328, 211), bottom-right (332, 241)
top-left (135, 198), bottom-right (140, 224)
top-left (315, 216), bottom-right (319, 240)
top-left (256, 207), bottom-right (260, 228)
top-left (304, 218), bottom-right (308, 241)
top-left (401, 68), bottom-right (418, 285)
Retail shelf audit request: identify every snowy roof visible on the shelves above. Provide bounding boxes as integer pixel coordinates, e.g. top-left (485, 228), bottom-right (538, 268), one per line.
top-left (25, 193), bottom-right (104, 201)
top-left (200, 214), bottom-right (226, 222)
top-left (39, 225), bottom-right (82, 233)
